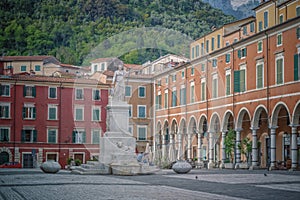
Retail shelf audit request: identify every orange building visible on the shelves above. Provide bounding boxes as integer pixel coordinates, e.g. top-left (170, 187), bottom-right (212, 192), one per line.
top-left (154, 0), bottom-right (300, 170)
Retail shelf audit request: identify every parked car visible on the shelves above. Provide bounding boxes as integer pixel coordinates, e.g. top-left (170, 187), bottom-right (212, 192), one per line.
top-left (0, 162), bottom-right (22, 168)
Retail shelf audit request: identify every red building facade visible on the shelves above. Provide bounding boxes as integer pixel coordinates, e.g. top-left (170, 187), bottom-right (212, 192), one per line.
top-left (0, 75), bottom-right (109, 168)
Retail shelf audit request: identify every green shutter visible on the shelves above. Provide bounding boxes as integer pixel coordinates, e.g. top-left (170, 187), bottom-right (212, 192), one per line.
top-left (226, 75), bottom-right (230, 95)
top-left (234, 71), bottom-right (240, 92)
top-left (33, 107), bottom-right (36, 119)
top-left (23, 86), bottom-right (26, 96)
top-left (33, 130), bottom-right (37, 142)
top-left (82, 132), bottom-right (86, 143)
top-left (238, 50), bottom-right (241, 58)
top-left (32, 86), bottom-right (36, 97)
top-left (22, 107), bottom-right (26, 119)
top-left (21, 130), bottom-right (26, 142)
top-left (240, 70), bottom-right (245, 92)
top-left (0, 85), bottom-right (3, 96)
top-left (72, 131), bottom-right (76, 143)
top-left (257, 65), bottom-right (263, 88)
top-left (294, 54), bottom-right (299, 81)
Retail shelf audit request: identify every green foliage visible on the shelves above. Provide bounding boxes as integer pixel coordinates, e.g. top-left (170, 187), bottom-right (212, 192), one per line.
top-left (0, 0), bottom-right (235, 65)
top-left (75, 159), bottom-right (82, 166)
top-left (239, 137), bottom-right (252, 163)
top-left (224, 129), bottom-right (236, 163)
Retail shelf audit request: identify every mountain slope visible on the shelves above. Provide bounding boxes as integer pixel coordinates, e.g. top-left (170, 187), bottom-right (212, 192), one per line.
top-left (0, 0), bottom-right (235, 65)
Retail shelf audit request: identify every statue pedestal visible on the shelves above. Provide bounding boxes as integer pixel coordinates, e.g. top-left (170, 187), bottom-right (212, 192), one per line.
top-left (72, 98), bottom-right (159, 175)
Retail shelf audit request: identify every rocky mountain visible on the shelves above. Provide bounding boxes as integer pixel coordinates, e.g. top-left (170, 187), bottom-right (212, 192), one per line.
top-left (203, 0), bottom-right (260, 19)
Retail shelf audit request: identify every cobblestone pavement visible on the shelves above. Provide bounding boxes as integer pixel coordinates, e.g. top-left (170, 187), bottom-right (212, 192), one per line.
top-left (0, 168), bottom-right (300, 200)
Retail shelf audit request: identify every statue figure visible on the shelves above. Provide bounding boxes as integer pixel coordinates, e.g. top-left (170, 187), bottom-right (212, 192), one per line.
top-left (112, 65), bottom-right (128, 101)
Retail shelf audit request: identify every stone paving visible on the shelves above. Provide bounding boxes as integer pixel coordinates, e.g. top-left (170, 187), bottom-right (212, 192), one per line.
top-left (0, 168), bottom-right (300, 200)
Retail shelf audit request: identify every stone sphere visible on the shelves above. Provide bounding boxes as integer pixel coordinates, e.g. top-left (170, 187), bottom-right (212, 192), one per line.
top-left (172, 160), bottom-right (192, 174)
top-left (40, 160), bottom-right (61, 173)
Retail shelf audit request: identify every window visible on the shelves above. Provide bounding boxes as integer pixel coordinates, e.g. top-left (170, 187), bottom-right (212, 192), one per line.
top-left (234, 67), bottom-right (246, 93)
top-left (225, 54), bottom-right (231, 63)
top-left (125, 86), bottom-right (131, 97)
top-left (0, 103), bottom-right (10, 119)
top-left (49, 87), bottom-right (57, 99)
top-left (172, 74), bottom-right (176, 82)
top-left (23, 104), bottom-right (36, 119)
top-left (243, 26), bottom-right (247, 35)
top-left (191, 66), bottom-right (194, 76)
top-left (74, 106), bottom-right (84, 121)
top-left (226, 70), bottom-right (231, 96)
top-left (128, 126), bottom-right (133, 134)
top-left (137, 126), bottom-right (147, 141)
top-left (195, 45), bottom-right (199, 57)
top-left (217, 35), bottom-right (221, 48)
top-left (138, 105), bottom-right (146, 118)
top-left (279, 15), bottom-right (284, 24)
top-left (206, 40), bottom-right (209, 53)
top-left (48, 105), bottom-right (57, 120)
top-left (181, 70), bottom-right (185, 79)
top-left (0, 84), bottom-right (10, 96)
top-left (212, 74), bottom-right (218, 98)
top-left (258, 41), bottom-right (263, 53)
top-left (165, 76), bottom-right (168, 84)
top-left (75, 88), bottom-right (84, 100)
top-left (92, 129), bottom-right (100, 144)
top-left (258, 21), bottom-right (263, 32)
top-left (0, 128), bottom-right (9, 142)
top-left (276, 57), bottom-right (284, 85)
top-left (93, 89), bottom-right (101, 100)
top-left (201, 43), bottom-right (204, 55)
top-left (93, 65), bottom-right (98, 72)
top-left (233, 38), bottom-right (238, 43)
top-left (157, 80), bottom-right (161, 86)
top-left (21, 65), bottom-right (26, 71)
top-left (297, 27), bottom-right (300, 39)
top-left (101, 63), bottom-right (105, 71)
top-left (21, 129), bottom-right (37, 143)
top-left (201, 63), bottom-right (205, 72)
top-left (47, 129), bottom-right (57, 143)
top-left (138, 86), bottom-right (146, 98)
top-left (72, 129), bottom-right (86, 144)
top-left (297, 6), bottom-right (300, 17)
top-left (156, 94), bottom-right (162, 110)
top-left (211, 37), bottom-right (215, 51)
top-left (164, 90), bottom-right (168, 108)
top-left (250, 22), bottom-right (255, 32)
top-left (212, 59), bottom-right (217, 67)
top-left (35, 65), bottom-right (41, 71)
top-left (226, 42), bottom-right (230, 46)
top-left (171, 89), bottom-right (177, 107)
top-left (238, 48), bottom-right (247, 58)
top-left (256, 63), bottom-right (264, 89)
top-left (129, 105), bottom-right (132, 118)
top-left (201, 79), bottom-right (206, 101)
top-left (264, 11), bottom-right (268, 29)
top-left (294, 51), bottom-right (300, 81)
top-left (92, 106), bottom-right (101, 121)
top-left (180, 85), bottom-right (186, 105)
top-left (277, 33), bottom-right (282, 46)
top-left (23, 86), bottom-right (36, 97)
top-left (191, 47), bottom-right (195, 59)
top-left (190, 82), bottom-right (195, 103)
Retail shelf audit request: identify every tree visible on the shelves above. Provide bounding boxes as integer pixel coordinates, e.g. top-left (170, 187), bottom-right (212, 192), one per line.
top-left (239, 137), bottom-right (252, 164)
top-left (224, 129), bottom-right (236, 163)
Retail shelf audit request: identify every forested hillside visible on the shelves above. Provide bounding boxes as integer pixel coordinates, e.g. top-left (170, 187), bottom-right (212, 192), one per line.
top-left (0, 0), bottom-right (235, 65)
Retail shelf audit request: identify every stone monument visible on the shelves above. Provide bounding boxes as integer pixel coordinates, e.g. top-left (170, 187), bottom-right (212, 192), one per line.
top-left (72, 65), bottom-right (159, 175)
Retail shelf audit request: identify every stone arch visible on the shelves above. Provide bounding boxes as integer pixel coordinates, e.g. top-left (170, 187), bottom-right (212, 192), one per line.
top-left (188, 116), bottom-right (197, 134)
top-left (0, 147), bottom-right (13, 164)
top-left (209, 112), bottom-right (221, 133)
top-left (271, 102), bottom-right (291, 127)
top-left (252, 105), bottom-right (269, 128)
top-left (222, 110), bottom-right (234, 131)
top-left (198, 114), bottom-right (208, 135)
top-left (236, 107), bottom-right (251, 130)
top-left (292, 100), bottom-right (300, 125)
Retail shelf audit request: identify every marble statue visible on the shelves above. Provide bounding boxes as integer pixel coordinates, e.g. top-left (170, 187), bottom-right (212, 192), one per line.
top-left (112, 65), bottom-right (128, 101)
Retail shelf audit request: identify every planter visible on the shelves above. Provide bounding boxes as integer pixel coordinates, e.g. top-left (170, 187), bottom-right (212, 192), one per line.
top-left (172, 160), bottom-right (192, 174)
top-left (40, 160), bottom-right (61, 173)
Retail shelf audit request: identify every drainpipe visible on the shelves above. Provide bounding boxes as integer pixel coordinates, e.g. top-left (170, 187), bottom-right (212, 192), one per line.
top-left (152, 77), bottom-right (156, 156)
top-left (265, 31), bottom-right (270, 125)
top-left (59, 82), bottom-right (62, 165)
top-left (13, 80), bottom-right (17, 162)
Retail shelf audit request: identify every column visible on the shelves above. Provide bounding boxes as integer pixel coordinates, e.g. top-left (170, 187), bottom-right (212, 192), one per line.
top-left (208, 132), bottom-right (214, 169)
top-left (169, 133), bottom-right (174, 162)
top-left (290, 125), bottom-right (298, 170)
top-left (251, 127), bottom-right (258, 169)
top-left (154, 134), bottom-right (160, 162)
top-left (270, 127), bottom-right (277, 170)
top-left (187, 133), bottom-right (192, 161)
top-left (197, 132), bottom-right (202, 167)
top-left (177, 133), bottom-right (182, 160)
top-left (220, 130), bottom-right (226, 168)
top-left (162, 134), bottom-right (166, 159)
top-left (235, 128), bottom-right (242, 169)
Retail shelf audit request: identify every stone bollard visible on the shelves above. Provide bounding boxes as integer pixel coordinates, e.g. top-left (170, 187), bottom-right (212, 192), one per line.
top-left (172, 160), bottom-right (192, 174)
top-left (40, 160), bottom-right (61, 173)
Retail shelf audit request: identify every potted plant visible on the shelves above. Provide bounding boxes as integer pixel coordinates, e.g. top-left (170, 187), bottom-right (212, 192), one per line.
top-left (224, 129), bottom-right (236, 169)
top-left (239, 137), bottom-right (252, 168)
